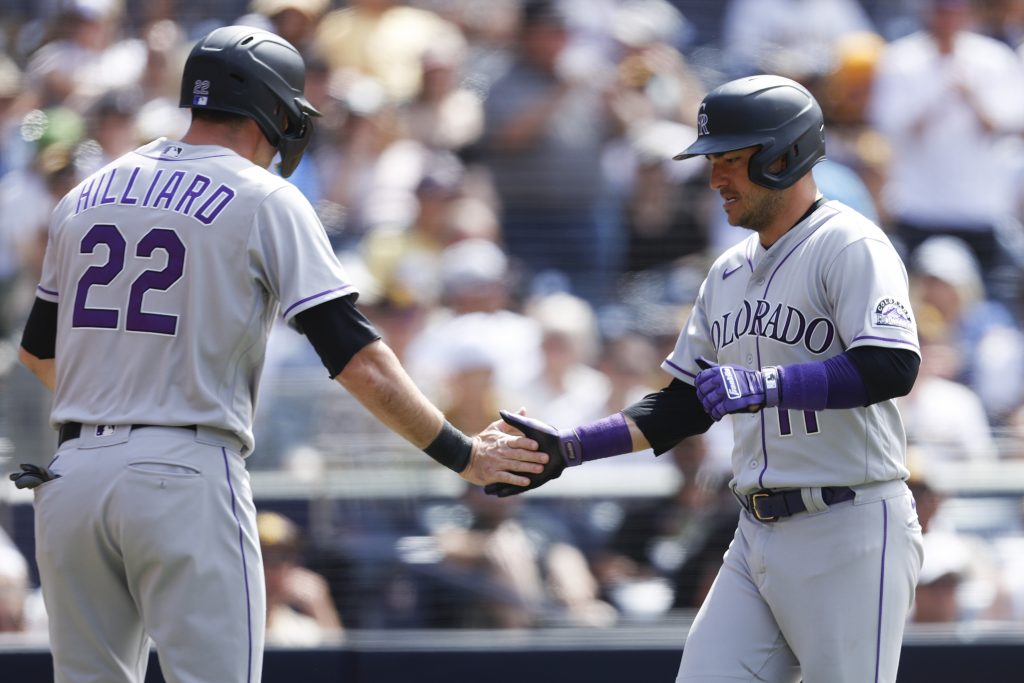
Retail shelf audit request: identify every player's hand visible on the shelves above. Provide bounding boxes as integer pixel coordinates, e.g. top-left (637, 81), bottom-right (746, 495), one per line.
top-left (460, 413), bottom-right (549, 487)
top-left (694, 357), bottom-right (778, 420)
top-left (483, 409), bottom-right (574, 498)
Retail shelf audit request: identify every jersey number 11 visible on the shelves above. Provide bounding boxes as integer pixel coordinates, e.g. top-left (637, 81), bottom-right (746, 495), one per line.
top-left (777, 408), bottom-right (819, 436)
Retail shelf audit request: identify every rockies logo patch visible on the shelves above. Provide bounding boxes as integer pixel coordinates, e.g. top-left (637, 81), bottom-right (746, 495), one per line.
top-left (873, 297), bottom-right (913, 330)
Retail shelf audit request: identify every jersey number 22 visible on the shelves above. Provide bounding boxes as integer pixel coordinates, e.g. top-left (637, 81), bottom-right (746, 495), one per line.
top-left (72, 223), bottom-right (185, 335)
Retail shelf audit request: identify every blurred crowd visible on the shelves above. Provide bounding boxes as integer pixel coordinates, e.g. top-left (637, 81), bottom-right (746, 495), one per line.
top-left (5, 0), bottom-right (1024, 638)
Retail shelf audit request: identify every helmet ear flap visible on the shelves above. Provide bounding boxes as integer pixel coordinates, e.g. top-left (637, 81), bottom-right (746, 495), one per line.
top-left (276, 112), bottom-right (314, 178)
top-left (747, 144), bottom-right (787, 190)
top-left (747, 119), bottom-right (824, 189)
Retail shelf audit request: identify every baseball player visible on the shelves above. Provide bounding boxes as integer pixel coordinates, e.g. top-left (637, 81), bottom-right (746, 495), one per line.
top-left (14, 26), bottom-right (546, 683)
top-left (489, 75), bottom-right (924, 682)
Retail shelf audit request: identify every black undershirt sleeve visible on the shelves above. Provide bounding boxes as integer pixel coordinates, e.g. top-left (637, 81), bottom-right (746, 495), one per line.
top-left (20, 297), bottom-right (58, 359)
top-left (294, 294), bottom-right (382, 378)
top-left (622, 378), bottom-right (715, 456)
top-left (844, 346), bottom-right (920, 405)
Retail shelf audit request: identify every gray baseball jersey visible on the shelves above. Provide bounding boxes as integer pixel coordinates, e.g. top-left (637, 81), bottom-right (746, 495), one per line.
top-left (668, 199), bottom-right (924, 683)
top-left (662, 199), bottom-right (920, 494)
top-left (36, 138), bottom-right (356, 453)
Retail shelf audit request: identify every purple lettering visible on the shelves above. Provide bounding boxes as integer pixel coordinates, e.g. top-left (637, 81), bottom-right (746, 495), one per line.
top-left (89, 172), bottom-right (103, 208)
top-left (142, 169), bottom-right (164, 206)
top-left (750, 299), bottom-right (771, 336)
top-left (804, 318), bottom-right (835, 354)
top-left (174, 174), bottom-right (211, 214)
top-left (76, 176), bottom-right (97, 214)
top-left (195, 184), bottom-right (236, 225)
top-left (763, 303), bottom-right (783, 341)
top-left (710, 320), bottom-right (722, 350)
top-left (99, 169), bottom-right (118, 205)
top-left (712, 302), bottom-right (835, 355)
top-left (118, 167), bottom-right (141, 205)
top-left (720, 311), bottom-right (734, 347)
top-left (733, 300), bottom-right (752, 340)
top-left (780, 306), bottom-right (806, 345)
top-left (151, 170), bottom-right (186, 210)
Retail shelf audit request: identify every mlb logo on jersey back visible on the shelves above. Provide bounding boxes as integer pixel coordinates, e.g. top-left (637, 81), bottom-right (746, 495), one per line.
top-left (161, 145), bottom-right (183, 158)
top-left (873, 298), bottom-right (913, 330)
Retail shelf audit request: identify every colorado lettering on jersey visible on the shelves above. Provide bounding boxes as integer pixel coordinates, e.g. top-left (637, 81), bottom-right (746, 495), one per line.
top-left (73, 166), bottom-right (236, 225)
top-left (710, 299), bottom-right (836, 354)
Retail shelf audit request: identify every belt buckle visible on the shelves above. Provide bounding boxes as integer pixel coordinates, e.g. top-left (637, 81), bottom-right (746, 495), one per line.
top-left (750, 492), bottom-right (778, 522)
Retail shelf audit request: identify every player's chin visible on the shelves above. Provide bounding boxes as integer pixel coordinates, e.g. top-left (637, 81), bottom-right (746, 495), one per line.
top-left (723, 208), bottom-right (744, 226)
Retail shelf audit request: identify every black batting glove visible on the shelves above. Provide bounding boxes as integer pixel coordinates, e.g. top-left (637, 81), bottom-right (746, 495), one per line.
top-left (9, 463), bottom-right (60, 489)
top-left (483, 410), bottom-right (575, 498)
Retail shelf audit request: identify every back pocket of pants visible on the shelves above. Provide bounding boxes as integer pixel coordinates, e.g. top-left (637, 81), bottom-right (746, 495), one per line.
top-left (128, 461), bottom-right (202, 477)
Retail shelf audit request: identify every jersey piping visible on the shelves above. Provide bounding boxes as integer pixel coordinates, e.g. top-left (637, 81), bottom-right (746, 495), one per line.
top-left (754, 203), bottom-right (836, 488)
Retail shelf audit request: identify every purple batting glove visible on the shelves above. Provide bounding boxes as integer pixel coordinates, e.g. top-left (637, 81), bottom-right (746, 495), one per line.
top-left (694, 357), bottom-right (772, 420)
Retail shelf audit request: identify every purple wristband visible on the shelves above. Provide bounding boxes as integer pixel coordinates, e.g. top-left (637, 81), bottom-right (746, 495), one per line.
top-left (775, 363), bottom-right (827, 411)
top-left (776, 354), bottom-right (867, 411)
top-left (823, 354), bottom-right (868, 408)
top-left (565, 413), bottom-right (633, 465)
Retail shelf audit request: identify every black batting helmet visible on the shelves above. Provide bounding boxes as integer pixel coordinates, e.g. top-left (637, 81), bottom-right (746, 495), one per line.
top-left (179, 25), bottom-right (321, 177)
top-left (674, 75), bottom-right (825, 190)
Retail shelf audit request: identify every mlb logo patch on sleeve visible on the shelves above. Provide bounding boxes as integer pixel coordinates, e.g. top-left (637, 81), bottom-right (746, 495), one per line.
top-left (873, 298), bottom-right (913, 330)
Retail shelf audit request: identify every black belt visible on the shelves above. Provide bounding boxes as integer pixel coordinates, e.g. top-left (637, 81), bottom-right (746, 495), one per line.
top-left (736, 486), bottom-right (856, 522)
top-left (58, 422), bottom-right (197, 447)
